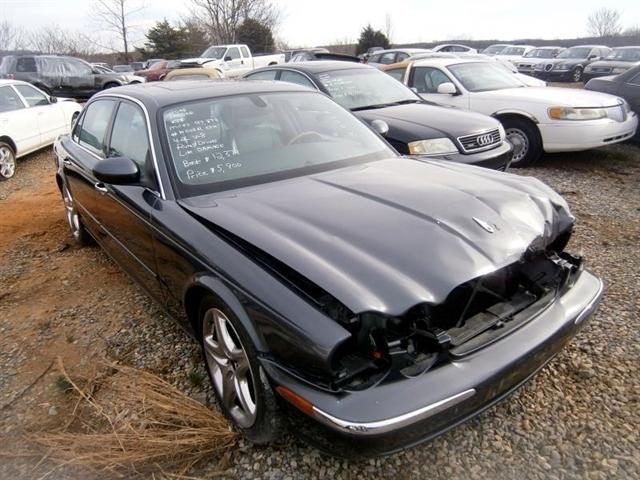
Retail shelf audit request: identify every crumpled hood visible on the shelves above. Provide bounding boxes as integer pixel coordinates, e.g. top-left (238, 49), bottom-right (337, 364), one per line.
top-left (179, 158), bottom-right (574, 315)
top-left (180, 57), bottom-right (223, 67)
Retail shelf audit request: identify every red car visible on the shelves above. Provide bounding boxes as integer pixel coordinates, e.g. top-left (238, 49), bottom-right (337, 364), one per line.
top-left (134, 60), bottom-right (180, 81)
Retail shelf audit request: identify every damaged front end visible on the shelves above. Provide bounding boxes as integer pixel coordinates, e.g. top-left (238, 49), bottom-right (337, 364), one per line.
top-left (328, 232), bottom-right (584, 392)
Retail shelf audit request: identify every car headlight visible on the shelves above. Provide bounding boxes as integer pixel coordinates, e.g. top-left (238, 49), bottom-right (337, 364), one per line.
top-left (584, 65), bottom-right (593, 72)
top-left (548, 107), bottom-right (607, 121)
top-left (620, 99), bottom-right (631, 113)
top-left (408, 138), bottom-right (458, 155)
top-left (553, 63), bottom-right (567, 70)
top-left (612, 67), bottom-right (626, 74)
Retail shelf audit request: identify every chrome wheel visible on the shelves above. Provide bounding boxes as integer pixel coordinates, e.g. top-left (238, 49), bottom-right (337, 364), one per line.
top-left (202, 308), bottom-right (257, 428)
top-left (505, 127), bottom-right (530, 165)
top-left (572, 67), bottom-right (582, 82)
top-left (62, 184), bottom-right (82, 241)
top-left (0, 145), bottom-right (16, 179)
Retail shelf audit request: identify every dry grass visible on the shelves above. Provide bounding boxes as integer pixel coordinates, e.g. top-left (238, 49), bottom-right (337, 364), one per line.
top-left (29, 359), bottom-right (238, 479)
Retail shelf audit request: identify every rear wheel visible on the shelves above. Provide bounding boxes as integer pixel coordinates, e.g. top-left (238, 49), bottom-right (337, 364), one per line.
top-left (61, 183), bottom-right (92, 245)
top-left (199, 296), bottom-right (283, 444)
top-left (0, 142), bottom-right (16, 180)
top-left (103, 82), bottom-right (120, 90)
top-left (572, 66), bottom-right (583, 82)
top-left (501, 117), bottom-right (543, 168)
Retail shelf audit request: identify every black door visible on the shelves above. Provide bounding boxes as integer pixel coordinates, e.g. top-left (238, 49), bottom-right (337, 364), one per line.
top-left (62, 98), bottom-right (117, 235)
top-left (92, 100), bottom-right (164, 301)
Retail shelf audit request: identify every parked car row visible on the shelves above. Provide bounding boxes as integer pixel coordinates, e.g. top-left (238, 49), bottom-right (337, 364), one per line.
top-left (482, 43), bottom-right (640, 82)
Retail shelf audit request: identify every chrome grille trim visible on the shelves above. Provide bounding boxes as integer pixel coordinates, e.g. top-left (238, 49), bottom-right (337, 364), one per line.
top-left (457, 128), bottom-right (502, 153)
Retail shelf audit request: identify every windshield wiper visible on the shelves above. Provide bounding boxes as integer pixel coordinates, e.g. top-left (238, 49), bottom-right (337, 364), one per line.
top-left (351, 99), bottom-right (421, 111)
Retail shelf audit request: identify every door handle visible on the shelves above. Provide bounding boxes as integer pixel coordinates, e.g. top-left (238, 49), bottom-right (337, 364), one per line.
top-left (94, 182), bottom-right (108, 194)
top-left (62, 158), bottom-right (72, 166)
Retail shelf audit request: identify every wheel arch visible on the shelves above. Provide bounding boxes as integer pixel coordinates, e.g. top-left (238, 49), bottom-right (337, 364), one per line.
top-left (492, 110), bottom-right (539, 124)
top-left (0, 135), bottom-right (17, 155)
top-left (183, 274), bottom-right (268, 351)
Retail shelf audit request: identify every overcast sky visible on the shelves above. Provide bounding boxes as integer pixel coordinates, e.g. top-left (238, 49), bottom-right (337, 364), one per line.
top-left (1, 0), bottom-right (639, 47)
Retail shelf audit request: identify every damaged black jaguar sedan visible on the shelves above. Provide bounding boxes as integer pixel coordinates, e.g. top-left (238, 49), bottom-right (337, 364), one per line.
top-left (54, 80), bottom-right (603, 456)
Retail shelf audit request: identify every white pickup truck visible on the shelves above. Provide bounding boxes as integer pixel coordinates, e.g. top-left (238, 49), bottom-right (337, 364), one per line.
top-left (181, 44), bottom-right (285, 78)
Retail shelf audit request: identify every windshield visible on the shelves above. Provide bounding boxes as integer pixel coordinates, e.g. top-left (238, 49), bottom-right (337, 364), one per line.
top-left (500, 47), bottom-right (526, 56)
top-left (200, 46), bottom-right (227, 59)
top-left (448, 62), bottom-right (525, 92)
top-left (524, 48), bottom-right (558, 59)
top-left (605, 48), bottom-right (640, 62)
top-left (482, 45), bottom-right (508, 55)
top-left (557, 47), bottom-right (591, 59)
top-left (315, 68), bottom-right (419, 110)
top-left (150, 61), bottom-right (166, 70)
top-left (162, 92), bottom-right (394, 196)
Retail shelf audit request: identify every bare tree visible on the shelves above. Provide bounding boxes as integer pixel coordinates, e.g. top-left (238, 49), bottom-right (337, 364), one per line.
top-left (93, 0), bottom-right (145, 61)
top-left (28, 25), bottom-right (98, 56)
top-left (0, 20), bottom-right (26, 51)
top-left (587, 8), bottom-right (622, 37)
top-left (384, 13), bottom-right (393, 44)
top-left (189, 0), bottom-right (280, 45)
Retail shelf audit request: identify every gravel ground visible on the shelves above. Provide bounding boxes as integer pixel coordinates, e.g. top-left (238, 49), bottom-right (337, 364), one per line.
top-left (1, 143), bottom-right (639, 479)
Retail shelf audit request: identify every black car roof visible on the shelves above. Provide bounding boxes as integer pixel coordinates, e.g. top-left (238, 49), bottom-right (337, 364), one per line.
top-left (251, 61), bottom-right (371, 75)
top-left (94, 80), bottom-right (314, 109)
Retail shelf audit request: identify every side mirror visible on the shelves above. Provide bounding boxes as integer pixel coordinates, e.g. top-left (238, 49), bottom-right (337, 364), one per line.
top-left (49, 96), bottom-right (57, 103)
top-left (93, 157), bottom-right (139, 185)
top-left (370, 119), bottom-right (389, 137)
top-left (588, 55), bottom-right (598, 61)
top-left (224, 56), bottom-right (232, 62)
top-left (437, 82), bottom-right (458, 95)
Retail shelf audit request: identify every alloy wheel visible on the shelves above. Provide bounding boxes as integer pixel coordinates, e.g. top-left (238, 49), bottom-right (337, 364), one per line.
top-left (505, 127), bottom-right (530, 165)
top-left (0, 145), bottom-right (16, 179)
top-left (572, 68), bottom-right (582, 82)
top-left (202, 308), bottom-right (257, 428)
top-left (62, 184), bottom-right (82, 241)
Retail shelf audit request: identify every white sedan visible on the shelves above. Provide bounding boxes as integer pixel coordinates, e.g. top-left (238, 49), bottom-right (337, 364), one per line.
top-left (0, 80), bottom-right (82, 179)
top-left (395, 58), bottom-right (638, 166)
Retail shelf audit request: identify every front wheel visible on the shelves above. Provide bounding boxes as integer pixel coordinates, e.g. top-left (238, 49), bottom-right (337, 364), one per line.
top-left (61, 183), bottom-right (92, 245)
top-left (199, 297), bottom-right (283, 444)
top-left (571, 66), bottom-right (583, 83)
top-left (502, 117), bottom-right (543, 168)
top-left (0, 142), bottom-right (16, 180)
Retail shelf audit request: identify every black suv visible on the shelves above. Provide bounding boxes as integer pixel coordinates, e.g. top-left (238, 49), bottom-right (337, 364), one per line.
top-left (0, 55), bottom-right (144, 99)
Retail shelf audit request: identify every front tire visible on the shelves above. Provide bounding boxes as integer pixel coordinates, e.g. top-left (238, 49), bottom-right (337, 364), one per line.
top-left (0, 142), bottom-right (16, 180)
top-left (199, 296), bottom-right (283, 444)
top-left (571, 66), bottom-right (583, 82)
top-left (502, 117), bottom-right (543, 167)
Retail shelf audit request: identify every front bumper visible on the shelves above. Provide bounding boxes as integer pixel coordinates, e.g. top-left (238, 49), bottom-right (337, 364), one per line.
top-left (539, 112), bottom-right (638, 152)
top-left (532, 70), bottom-right (575, 81)
top-left (428, 140), bottom-right (513, 171)
top-left (263, 269), bottom-right (603, 456)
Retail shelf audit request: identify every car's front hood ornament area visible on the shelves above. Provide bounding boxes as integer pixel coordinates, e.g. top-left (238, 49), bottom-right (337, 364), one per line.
top-left (181, 157), bottom-right (574, 316)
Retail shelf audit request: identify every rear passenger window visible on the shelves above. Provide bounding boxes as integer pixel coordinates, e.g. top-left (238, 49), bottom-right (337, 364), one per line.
top-left (368, 54), bottom-right (381, 63)
top-left (108, 102), bottom-right (150, 171)
top-left (280, 71), bottom-right (314, 88)
top-left (379, 52), bottom-right (397, 65)
top-left (386, 68), bottom-right (406, 81)
top-left (77, 100), bottom-right (116, 156)
top-left (396, 53), bottom-right (409, 62)
top-left (0, 86), bottom-right (24, 112)
top-left (240, 46), bottom-right (250, 58)
top-left (246, 70), bottom-right (278, 81)
top-left (16, 57), bottom-right (36, 73)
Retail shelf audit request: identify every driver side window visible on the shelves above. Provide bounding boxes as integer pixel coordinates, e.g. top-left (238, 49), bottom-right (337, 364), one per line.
top-left (14, 84), bottom-right (49, 107)
top-left (411, 67), bottom-right (451, 94)
top-left (227, 47), bottom-right (241, 60)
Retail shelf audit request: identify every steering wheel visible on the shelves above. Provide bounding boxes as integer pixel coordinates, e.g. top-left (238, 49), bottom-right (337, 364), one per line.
top-left (287, 131), bottom-right (324, 145)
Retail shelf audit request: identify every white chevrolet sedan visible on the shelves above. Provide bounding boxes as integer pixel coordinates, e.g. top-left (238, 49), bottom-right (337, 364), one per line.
top-left (397, 58), bottom-right (638, 166)
top-left (0, 80), bottom-right (82, 179)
